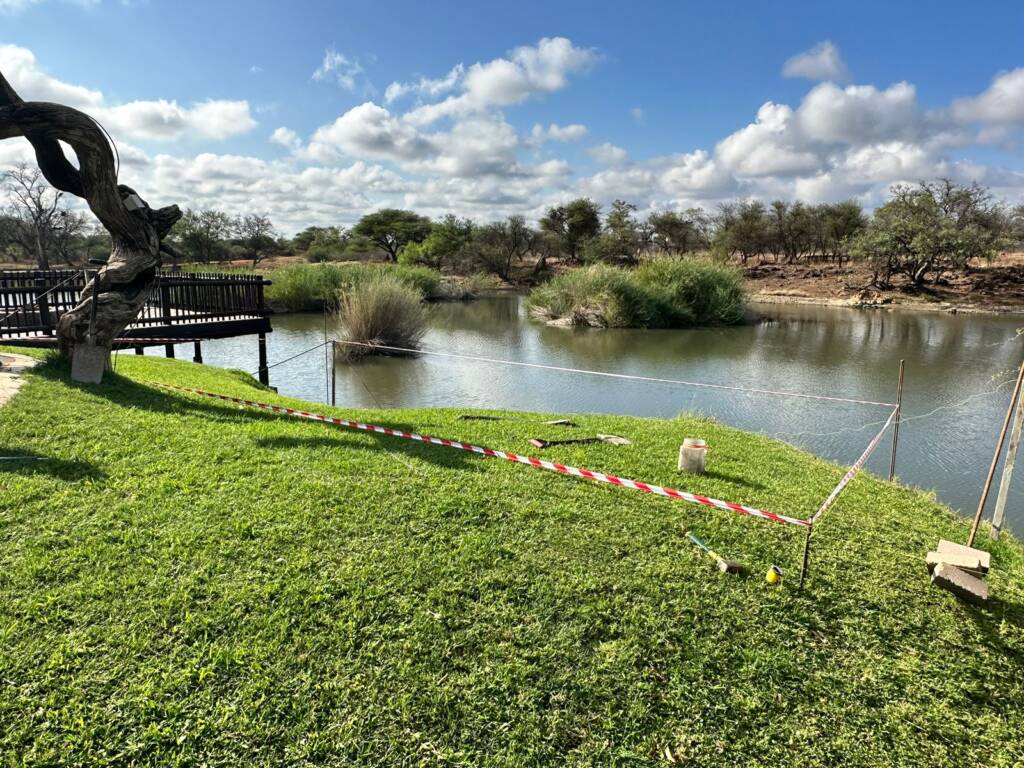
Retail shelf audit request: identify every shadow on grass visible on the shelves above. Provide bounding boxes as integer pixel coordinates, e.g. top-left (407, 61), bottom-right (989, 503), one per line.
top-left (0, 447), bottom-right (106, 481)
top-left (702, 468), bottom-right (767, 492)
top-left (32, 360), bottom-right (480, 471)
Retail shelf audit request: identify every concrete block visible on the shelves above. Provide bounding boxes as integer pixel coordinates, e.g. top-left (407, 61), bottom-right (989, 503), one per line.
top-left (931, 563), bottom-right (989, 605)
top-left (926, 551), bottom-right (984, 576)
top-left (937, 539), bottom-right (990, 574)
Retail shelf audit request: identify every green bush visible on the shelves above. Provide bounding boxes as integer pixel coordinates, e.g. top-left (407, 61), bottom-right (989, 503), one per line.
top-left (335, 274), bottom-right (427, 358)
top-left (528, 258), bottom-right (745, 328)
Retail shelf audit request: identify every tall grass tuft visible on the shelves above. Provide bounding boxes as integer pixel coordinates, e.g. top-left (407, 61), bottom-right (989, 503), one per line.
top-left (335, 274), bottom-right (427, 358)
top-left (264, 263), bottom-right (442, 312)
top-left (528, 257), bottom-right (745, 328)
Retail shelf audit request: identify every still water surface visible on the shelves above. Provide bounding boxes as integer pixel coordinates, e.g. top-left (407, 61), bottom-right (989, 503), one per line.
top-left (144, 296), bottom-right (1024, 532)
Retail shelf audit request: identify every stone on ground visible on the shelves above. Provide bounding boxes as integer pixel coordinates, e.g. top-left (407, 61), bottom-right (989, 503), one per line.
top-left (931, 562), bottom-right (989, 605)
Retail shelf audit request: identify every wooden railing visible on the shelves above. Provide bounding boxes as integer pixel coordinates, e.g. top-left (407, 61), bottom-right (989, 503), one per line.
top-left (0, 269), bottom-right (271, 340)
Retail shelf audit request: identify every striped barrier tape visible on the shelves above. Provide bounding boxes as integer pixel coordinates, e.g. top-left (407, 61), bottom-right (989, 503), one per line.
top-left (808, 407), bottom-right (899, 525)
top-left (153, 382), bottom-right (811, 528)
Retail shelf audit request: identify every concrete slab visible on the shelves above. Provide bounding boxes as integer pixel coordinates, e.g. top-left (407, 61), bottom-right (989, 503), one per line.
top-left (931, 563), bottom-right (989, 605)
top-left (0, 352), bottom-right (38, 409)
top-left (926, 551), bottom-right (984, 576)
top-left (937, 539), bottom-right (991, 574)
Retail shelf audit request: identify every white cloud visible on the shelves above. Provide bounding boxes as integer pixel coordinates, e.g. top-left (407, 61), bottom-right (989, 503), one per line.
top-left (0, 44), bottom-right (256, 143)
top-left (716, 103), bottom-right (821, 177)
top-left (0, 44), bottom-right (103, 108)
top-left (385, 64), bottom-right (464, 103)
top-left (951, 68), bottom-right (1024, 126)
top-left (530, 122), bottom-right (588, 144)
top-left (782, 41), bottom-right (849, 82)
top-left (796, 81), bottom-right (923, 145)
top-left (588, 142), bottom-right (627, 165)
top-left (312, 48), bottom-right (367, 92)
top-left (403, 37), bottom-right (599, 125)
top-left (306, 102), bottom-right (436, 163)
top-left (631, 107), bottom-right (645, 124)
top-left (94, 99), bottom-right (256, 141)
top-left (270, 127), bottom-right (301, 151)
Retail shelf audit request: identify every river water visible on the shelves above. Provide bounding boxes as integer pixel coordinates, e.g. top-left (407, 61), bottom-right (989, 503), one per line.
top-left (143, 296), bottom-right (1024, 533)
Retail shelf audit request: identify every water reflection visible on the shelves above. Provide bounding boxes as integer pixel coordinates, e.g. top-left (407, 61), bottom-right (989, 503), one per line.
top-left (150, 296), bottom-right (1024, 531)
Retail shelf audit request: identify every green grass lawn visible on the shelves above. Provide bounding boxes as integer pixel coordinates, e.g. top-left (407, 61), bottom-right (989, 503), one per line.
top-left (2, 350), bottom-right (1024, 766)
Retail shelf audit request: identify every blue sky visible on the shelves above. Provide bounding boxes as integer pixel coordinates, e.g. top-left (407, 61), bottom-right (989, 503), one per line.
top-left (2, 0), bottom-right (1024, 231)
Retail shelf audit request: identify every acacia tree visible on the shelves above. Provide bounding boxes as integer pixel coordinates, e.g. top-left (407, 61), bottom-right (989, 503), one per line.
top-left (0, 69), bottom-right (182, 382)
top-left (539, 198), bottom-right (600, 262)
top-left (475, 215), bottom-right (536, 281)
top-left (352, 208), bottom-right (432, 262)
top-left (850, 180), bottom-right (1009, 288)
top-left (237, 213), bottom-right (276, 268)
top-left (173, 209), bottom-right (234, 263)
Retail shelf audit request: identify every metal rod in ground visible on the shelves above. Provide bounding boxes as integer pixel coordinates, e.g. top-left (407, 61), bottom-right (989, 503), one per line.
top-left (888, 359), bottom-right (905, 481)
top-left (991, 377), bottom-right (1024, 539)
top-left (968, 358), bottom-right (1024, 547)
top-left (798, 524), bottom-right (813, 590)
top-left (331, 341), bottom-right (337, 407)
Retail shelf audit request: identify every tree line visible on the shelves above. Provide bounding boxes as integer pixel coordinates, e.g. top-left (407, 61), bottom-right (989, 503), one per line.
top-left (4, 159), bottom-right (1023, 289)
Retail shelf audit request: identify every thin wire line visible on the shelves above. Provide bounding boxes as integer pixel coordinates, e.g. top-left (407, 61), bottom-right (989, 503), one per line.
top-left (330, 338), bottom-right (898, 408)
top-left (248, 340), bottom-right (327, 376)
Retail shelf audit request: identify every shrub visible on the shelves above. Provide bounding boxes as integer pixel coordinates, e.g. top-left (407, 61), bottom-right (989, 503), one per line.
top-left (634, 257), bottom-right (745, 326)
top-left (528, 258), bottom-right (745, 328)
top-left (263, 263), bottom-right (443, 311)
top-left (528, 264), bottom-right (667, 328)
top-left (335, 274), bottom-right (427, 358)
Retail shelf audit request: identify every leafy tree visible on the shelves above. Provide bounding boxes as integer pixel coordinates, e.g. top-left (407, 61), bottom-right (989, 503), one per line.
top-left (173, 209), bottom-right (235, 263)
top-left (475, 215), bottom-right (536, 281)
top-left (401, 214), bottom-right (474, 270)
top-left (539, 198), bottom-right (601, 262)
top-left (602, 199), bottom-right (641, 263)
top-left (649, 208), bottom-right (710, 254)
top-left (713, 200), bottom-right (769, 264)
top-left (769, 200), bottom-right (815, 263)
top-left (237, 213), bottom-right (277, 268)
top-left (850, 180), bottom-right (1009, 287)
top-left (819, 201), bottom-right (867, 266)
top-left (352, 208), bottom-right (432, 262)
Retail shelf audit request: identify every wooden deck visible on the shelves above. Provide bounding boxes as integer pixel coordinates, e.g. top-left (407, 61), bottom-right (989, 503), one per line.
top-left (0, 268), bottom-right (275, 382)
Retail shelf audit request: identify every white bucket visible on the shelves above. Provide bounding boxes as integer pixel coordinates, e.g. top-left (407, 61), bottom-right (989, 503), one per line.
top-left (678, 438), bottom-right (707, 474)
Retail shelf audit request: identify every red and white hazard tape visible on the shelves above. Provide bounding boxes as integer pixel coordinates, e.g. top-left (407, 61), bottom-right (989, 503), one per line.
top-left (154, 383), bottom-right (810, 528)
top-left (808, 407), bottom-right (898, 525)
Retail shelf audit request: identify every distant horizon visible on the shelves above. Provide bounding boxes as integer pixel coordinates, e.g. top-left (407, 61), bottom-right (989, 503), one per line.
top-left (2, 0), bottom-right (1023, 234)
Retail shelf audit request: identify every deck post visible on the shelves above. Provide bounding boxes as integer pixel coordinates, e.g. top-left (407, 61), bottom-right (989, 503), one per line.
top-left (164, 343), bottom-right (175, 359)
top-left (257, 332), bottom-right (269, 385)
top-left (134, 346), bottom-right (143, 356)
top-left (192, 341), bottom-right (203, 364)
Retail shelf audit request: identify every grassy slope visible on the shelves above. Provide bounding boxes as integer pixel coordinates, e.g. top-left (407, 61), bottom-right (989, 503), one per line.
top-left (1, 352), bottom-right (1023, 766)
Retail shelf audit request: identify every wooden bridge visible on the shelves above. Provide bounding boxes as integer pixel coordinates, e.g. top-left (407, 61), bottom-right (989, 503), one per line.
top-left (0, 268), bottom-right (275, 383)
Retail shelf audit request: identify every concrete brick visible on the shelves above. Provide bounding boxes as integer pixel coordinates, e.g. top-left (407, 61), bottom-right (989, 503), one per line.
top-left (937, 539), bottom-right (991, 574)
top-left (926, 551), bottom-right (984, 576)
top-left (931, 563), bottom-right (989, 605)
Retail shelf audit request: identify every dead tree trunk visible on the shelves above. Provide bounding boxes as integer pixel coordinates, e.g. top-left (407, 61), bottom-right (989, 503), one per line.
top-left (0, 70), bottom-right (181, 383)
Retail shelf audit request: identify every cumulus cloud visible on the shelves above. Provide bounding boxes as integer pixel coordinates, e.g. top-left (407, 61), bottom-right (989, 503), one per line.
top-left (0, 44), bottom-right (256, 143)
top-left (403, 37), bottom-right (599, 125)
top-left (530, 123), bottom-right (588, 144)
top-left (588, 142), bottom-right (627, 165)
top-left (270, 127), bottom-right (302, 151)
top-left (951, 68), bottom-right (1024, 126)
top-left (782, 41), bottom-right (849, 82)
